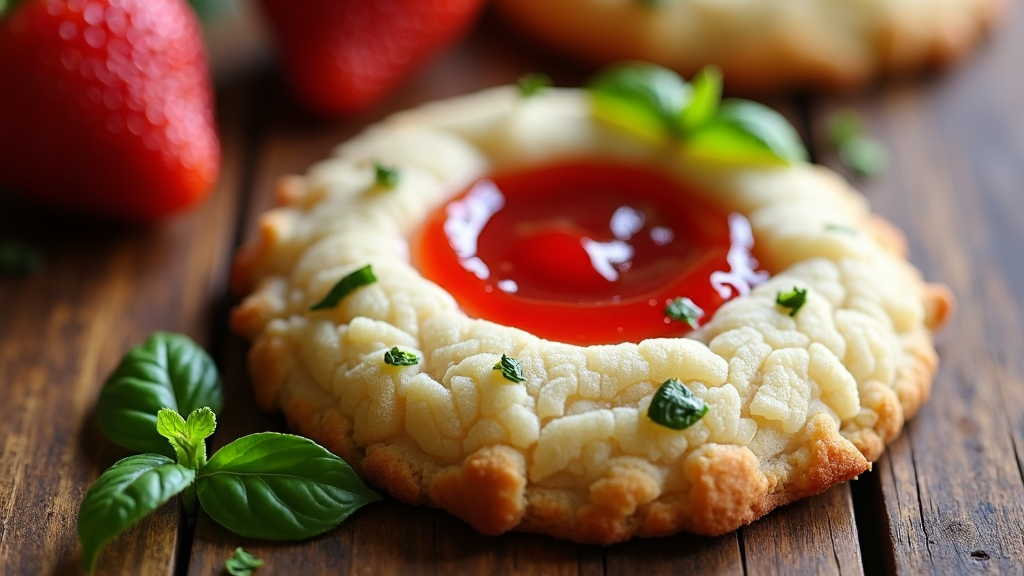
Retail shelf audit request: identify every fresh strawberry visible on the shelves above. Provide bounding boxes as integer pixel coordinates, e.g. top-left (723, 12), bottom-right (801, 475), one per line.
top-left (0, 0), bottom-right (220, 222)
top-left (257, 0), bottom-right (485, 116)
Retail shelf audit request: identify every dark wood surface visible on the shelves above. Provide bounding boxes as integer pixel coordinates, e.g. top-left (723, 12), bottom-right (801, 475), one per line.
top-left (2, 4), bottom-right (1023, 574)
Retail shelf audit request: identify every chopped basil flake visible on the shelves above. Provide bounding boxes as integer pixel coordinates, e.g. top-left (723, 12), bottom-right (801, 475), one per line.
top-left (384, 347), bottom-right (419, 367)
top-left (0, 240), bottom-right (44, 276)
top-left (517, 72), bottom-right (551, 98)
top-left (493, 354), bottom-right (526, 383)
top-left (374, 162), bottom-right (399, 189)
top-left (225, 546), bottom-right (264, 576)
top-left (825, 223), bottom-right (858, 235)
top-left (664, 297), bottom-right (704, 329)
top-left (310, 265), bottom-right (376, 311)
top-left (776, 286), bottom-right (808, 317)
top-left (647, 378), bottom-right (708, 430)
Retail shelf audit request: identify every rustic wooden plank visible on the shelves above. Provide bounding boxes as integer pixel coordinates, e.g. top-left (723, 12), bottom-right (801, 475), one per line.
top-left (0, 72), bottom-right (251, 574)
top-left (807, 6), bottom-right (1024, 572)
top-left (742, 485), bottom-right (863, 575)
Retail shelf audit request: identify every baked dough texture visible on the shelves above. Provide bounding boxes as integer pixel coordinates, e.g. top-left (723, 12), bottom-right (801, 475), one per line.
top-left (230, 87), bottom-right (953, 543)
top-left (494, 0), bottom-right (1007, 93)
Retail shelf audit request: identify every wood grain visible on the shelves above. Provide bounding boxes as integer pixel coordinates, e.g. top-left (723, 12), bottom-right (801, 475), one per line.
top-left (808, 6), bottom-right (1024, 573)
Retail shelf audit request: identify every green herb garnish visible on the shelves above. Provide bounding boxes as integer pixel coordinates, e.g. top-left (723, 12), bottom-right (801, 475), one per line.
top-left (226, 547), bottom-right (264, 576)
top-left (517, 72), bottom-right (552, 98)
top-left (374, 162), bottom-right (400, 189)
top-left (310, 264), bottom-right (376, 311)
top-left (493, 354), bottom-right (526, 383)
top-left (587, 62), bottom-right (807, 164)
top-left (647, 378), bottom-right (708, 430)
top-left (384, 347), bottom-right (419, 366)
top-left (79, 333), bottom-right (381, 573)
top-left (828, 110), bottom-right (887, 178)
top-left (0, 240), bottom-right (44, 276)
top-left (776, 286), bottom-right (808, 317)
top-left (664, 297), bottom-right (704, 329)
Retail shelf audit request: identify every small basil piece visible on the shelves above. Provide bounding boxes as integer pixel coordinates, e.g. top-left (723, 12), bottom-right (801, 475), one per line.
top-left (226, 547), bottom-right (264, 576)
top-left (373, 162), bottom-right (399, 189)
top-left (0, 239), bottom-right (44, 276)
top-left (664, 297), bottom-right (704, 329)
top-left (77, 454), bottom-right (195, 572)
top-left (517, 72), bottom-right (552, 98)
top-left (647, 378), bottom-right (708, 430)
top-left (157, 407), bottom-right (215, 470)
top-left (824, 223), bottom-right (858, 235)
top-left (687, 99), bottom-right (808, 165)
top-left (493, 354), bottom-right (526, 383)
top-left (383, 347), bottom-right (419, 366)
top-left (310, 264), bottom-right (376, 311)
top-left (96, 332), bottom-right (224, 457)
top-left (196, 433), bottom-right (381, 540)
top-left (776, 286), bottom-right (808, 317)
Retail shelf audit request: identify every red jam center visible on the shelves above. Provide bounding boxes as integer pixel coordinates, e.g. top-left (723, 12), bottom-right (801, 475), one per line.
top-left (416, 161), bottom-right (743, 345)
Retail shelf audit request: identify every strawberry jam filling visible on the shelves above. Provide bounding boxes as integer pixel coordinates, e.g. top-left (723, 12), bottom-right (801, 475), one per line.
top-left (415, 161), bottom-right (765, 345)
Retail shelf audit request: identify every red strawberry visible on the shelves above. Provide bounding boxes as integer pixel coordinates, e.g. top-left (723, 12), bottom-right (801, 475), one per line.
top-left (0, 0), bottom-right (220, 222)
top-left (257, 0), bottom-right (485, 116)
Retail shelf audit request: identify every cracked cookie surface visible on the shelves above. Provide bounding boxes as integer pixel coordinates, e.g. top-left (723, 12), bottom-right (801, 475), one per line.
top-left (230, 87), bottom-right (953, 544)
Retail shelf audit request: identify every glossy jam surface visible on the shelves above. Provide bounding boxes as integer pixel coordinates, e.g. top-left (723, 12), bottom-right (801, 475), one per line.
top-left (416, 161), bottom-right (745, 345)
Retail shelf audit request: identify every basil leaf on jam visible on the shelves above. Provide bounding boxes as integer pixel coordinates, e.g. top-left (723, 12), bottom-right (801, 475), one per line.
top-left (776, 286), bottom-right (808, 317)
top-left (383, 347), bottom-right (419, 366)
top-left (647, 378), bottom-right (708, 430)
top-left (374, 162), bottom-right (400, 189)
top-left (493, 354), bottom-right (526, 383)
top-left (587, 62), bottom-right (807, 164)
top-left (310, 265), bottom-right (376, 311)
top-left (664, 297), bottom-right (704, 330)
top-left (518, 72), bottom-right (552, 98)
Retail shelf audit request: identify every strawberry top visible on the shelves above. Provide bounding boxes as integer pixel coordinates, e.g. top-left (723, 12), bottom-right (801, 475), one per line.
top-left (0, 0), bottom-right (220, 221)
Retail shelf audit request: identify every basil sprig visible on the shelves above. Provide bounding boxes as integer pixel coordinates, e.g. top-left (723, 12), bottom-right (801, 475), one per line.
top-left (587, 62), bottom-right (807, 165)
top-left (96, 332), bottom-right (224, 457)
top-left (79, 332), bottom-right (380, 573)
top-left (647, 378), bottom-right (709, 430)
top-left (384, 347), bottom-right (420, 366)
top-left (310, 264), bottom-right (377, 311)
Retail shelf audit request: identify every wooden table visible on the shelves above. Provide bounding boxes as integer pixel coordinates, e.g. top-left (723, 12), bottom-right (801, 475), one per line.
top-left (3, 5), bottom-right (1024, 575)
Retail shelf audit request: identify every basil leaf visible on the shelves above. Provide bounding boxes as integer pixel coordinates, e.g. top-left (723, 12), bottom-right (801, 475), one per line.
top-left (493, 354), bottom-right (526, 383)
top-left (77, 454), bottom-right (195, 572)
top-left (310, 264), bottom-right (376, 311)
top-left (0, 239), bottom-right (44, 276)
top-left (197, 433), bottom-right (381, 540)
top-left (828, 110), bottom-right (887, 177)
top-left (156, 408), bottom-right (190, 464)
top-left (664, 297), bottom-right (705, 330)
top-left (517, 72), bottom-right (551, 98)
top-left (373, 162), bottom-right (399, 189)
top-left (686, 99), bottom-right (808, 165)
top-left (226, 547), bottom-right (264, 576)
top-left (776, 286), bottom-right (808, 317)
top-left (96, 332), bottom-right (224, 457)
top-left (588, 62), bottom-right (691, 140)
top-left (647, 378), bottom-right (708, 430)
top-left (383, 347), bottom-right (419, 366)
top-left (679, 66), bottom-right (721, 133)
